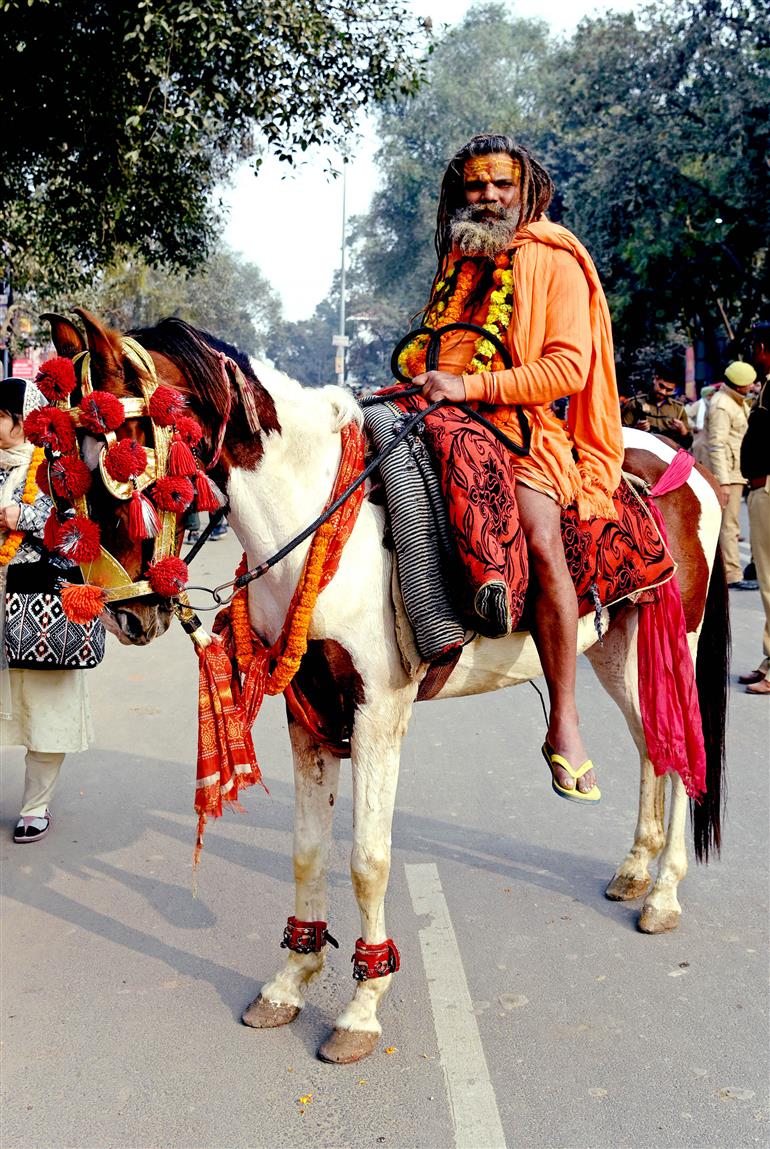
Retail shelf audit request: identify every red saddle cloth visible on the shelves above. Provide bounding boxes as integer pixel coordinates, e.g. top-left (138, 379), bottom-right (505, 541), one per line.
top-left (386, 392), bottom-right (674, 631)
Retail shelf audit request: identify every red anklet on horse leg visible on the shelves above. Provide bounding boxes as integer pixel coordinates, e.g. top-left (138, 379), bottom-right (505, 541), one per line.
top-left (351, 938), bottom-right (401, 981)
top-left (280, 916), bottom-right (339, 954)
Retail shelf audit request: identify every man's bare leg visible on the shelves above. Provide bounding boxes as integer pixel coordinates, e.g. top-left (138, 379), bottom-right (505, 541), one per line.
top-left (515, 485), bottom-right (597, 794)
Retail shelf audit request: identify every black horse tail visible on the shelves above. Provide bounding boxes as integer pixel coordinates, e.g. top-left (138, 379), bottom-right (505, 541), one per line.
top-left (692, 545), bottom-right (730, 862)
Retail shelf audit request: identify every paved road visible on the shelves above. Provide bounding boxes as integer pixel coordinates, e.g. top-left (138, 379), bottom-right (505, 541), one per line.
top-left (2, 525), bottom-right (768, 1149)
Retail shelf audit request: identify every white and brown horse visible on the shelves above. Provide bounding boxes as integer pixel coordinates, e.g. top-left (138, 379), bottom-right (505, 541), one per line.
top-left (44, 310), bottom-right (728, 1064)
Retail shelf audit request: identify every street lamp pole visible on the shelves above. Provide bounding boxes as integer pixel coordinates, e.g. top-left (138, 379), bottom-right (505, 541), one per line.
top-left (333, 164), bottom-right (349, 389)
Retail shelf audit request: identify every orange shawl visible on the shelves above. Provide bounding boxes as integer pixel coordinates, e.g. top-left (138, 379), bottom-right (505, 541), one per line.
top-left (462, 220), bottom-right (623, 520)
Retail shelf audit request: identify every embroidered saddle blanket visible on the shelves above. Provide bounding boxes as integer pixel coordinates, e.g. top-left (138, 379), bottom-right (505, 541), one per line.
top-left (364, 397), bottom-right (676, 662)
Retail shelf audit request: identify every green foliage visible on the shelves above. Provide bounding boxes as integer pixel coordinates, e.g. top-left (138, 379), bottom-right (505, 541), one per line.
top-left (1, 0), bottom-right (428, 294)
top-left (355, 3), bottom-right (552, 325)
top-left (93, 249), bottom-right (282, 355)
top-left (338, 0), bottom-right (768, 381)
top-left (546, 0), bottom-right (770, 374)
top-left (265, 287), bottom-right (339, 388)
top-left (10, 248), bottom-right (281, 359)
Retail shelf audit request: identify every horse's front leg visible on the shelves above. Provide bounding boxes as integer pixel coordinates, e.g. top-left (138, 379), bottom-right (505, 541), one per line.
top-left (637, 773), bottom-right (688, 933)
top-left (243, 720), bottom-right (340, 1028)
top-left (318, 692), bottom-right (413, 1064)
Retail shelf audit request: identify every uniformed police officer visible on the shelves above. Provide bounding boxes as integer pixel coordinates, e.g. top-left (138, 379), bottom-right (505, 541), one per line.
top-left (622, 353), bottom-right (693, 449)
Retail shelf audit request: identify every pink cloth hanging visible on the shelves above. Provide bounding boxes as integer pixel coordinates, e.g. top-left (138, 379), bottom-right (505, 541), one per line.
top-left (637, 450), bottom-right (707, 798)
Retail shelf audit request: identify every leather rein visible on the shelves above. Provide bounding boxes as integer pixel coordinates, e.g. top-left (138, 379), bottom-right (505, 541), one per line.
top-left (186, 322), bottom-right (531, 611)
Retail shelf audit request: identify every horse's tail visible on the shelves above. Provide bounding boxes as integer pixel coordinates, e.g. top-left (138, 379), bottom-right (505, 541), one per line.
top-left (692, 544), bottom-right (730, 863)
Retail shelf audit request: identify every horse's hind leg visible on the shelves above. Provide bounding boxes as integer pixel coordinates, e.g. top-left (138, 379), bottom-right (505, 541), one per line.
top-left (318, 692), bottom-right (412, 1064)
top-left (586, 610), bottom-right (687, 931)
top-left (243, 721), bottom-right (340, 1027)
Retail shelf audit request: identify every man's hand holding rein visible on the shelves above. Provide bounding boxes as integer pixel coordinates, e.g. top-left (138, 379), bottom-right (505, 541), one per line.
top-left (413, 371), bottom-right (467, 403)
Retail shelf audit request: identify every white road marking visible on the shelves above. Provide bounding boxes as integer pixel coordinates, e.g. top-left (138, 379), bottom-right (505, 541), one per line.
top-left (406, 863), bottom-right (507, 1149)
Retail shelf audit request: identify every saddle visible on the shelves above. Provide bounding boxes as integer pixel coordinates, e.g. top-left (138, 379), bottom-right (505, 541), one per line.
top-left (364, 399), bottom-right (676, 668)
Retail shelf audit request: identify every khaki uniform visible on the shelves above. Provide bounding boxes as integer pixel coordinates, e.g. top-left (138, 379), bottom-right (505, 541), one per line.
top-left (623, 392), bottom-right (692, 449)
top-left (741, 376), bottom-right (770, 681)
top-left (706, 385), bottom-right (749, 583)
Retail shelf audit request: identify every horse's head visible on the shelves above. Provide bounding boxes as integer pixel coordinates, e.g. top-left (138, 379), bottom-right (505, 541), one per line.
top-left (38, 310), bottom-right (186, 644)
top-left (36, 308), bottom-right (280, 646)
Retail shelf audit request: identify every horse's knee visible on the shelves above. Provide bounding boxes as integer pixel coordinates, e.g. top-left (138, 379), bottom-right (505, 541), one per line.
top-left (351, 846), bottom-right (391, 903)
top-left (293, 847), bottom-right (325, 885)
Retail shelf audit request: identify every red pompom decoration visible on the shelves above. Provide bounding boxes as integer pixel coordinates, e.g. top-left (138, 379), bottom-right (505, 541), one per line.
top-left (43, 510), bottom-right (62, 551)
top-left (104, 438), bottom-right (148, 482)
top-left (50, 456), bottom-right (92, 500)
top-left (148, 385), bottom-right (187, 426)
top-left (173, 416), bottom-right (203, 446)
top-left (36, 460), bottom-right (51, 496)
top-left (153, 476), bottom-right (194, 513)
top-left (148, 555), bottom-right (189, 597)
top-left (24, 406), bottom-right (77, 454)
top-left (56, 515), bottom-right (102, 563)
top-left (79, 391), bottom-right (125, 434)
top-left (128, 490), bottom-right (160, 541)
top-left (61, 582), bottom-right (107, 623)
top-left (194, 469), bottom-right (221, 513)
top-left (35, 357), bottom-right (77, 402)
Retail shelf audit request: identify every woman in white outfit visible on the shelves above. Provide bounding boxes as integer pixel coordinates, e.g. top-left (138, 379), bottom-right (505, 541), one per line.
top-left (0, 377), bottom-right (93, 843)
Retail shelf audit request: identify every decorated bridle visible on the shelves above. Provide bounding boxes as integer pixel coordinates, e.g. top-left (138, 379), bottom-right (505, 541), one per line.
top-left (23, 338), bottom-right (221, 622)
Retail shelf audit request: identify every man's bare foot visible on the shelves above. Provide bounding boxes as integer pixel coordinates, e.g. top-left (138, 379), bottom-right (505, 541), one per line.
top-left (546, 726), bottom-right (597, 793)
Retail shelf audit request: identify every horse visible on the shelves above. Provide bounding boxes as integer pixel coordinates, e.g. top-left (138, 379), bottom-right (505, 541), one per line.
top-left (41, 308), bottom-right (728, 1065)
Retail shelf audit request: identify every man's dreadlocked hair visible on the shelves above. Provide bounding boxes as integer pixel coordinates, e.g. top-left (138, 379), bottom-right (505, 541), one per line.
top-left (433, 134), bottom-right (554, 282)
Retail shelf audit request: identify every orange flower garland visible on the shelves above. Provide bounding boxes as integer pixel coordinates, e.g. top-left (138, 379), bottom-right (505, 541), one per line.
top-left (228, 422), bottom-right (365, 704)
top-left (0, 447), bottom-right (46, 566)
top-left (398, 253), bottom-right (512, 380)
top-left (230, 523), bottom-right (335, 694)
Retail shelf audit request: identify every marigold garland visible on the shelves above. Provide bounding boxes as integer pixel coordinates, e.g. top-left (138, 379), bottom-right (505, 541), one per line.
top-left (0, 446), bottom-right (46, 566)
top-left (227, 422), bottom-right (365, 697)
top-left (398, 252), bottom-right (513, 380)
top-left (229, 524), bottom-right (335, 693)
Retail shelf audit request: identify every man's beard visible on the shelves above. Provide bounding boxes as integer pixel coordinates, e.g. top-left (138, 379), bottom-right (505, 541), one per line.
top-left (449, 203), bottom-right (520, 257)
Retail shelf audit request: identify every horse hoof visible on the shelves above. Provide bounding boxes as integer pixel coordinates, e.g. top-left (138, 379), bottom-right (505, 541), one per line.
top-left (317, 1028), bottom-right (379, 1064)
top-left (605, 873), bottom-right (651, 901)
top-left (637, 906), bottom-right (681, 934)
top-left (242, 994), bottom-right (301, 1028)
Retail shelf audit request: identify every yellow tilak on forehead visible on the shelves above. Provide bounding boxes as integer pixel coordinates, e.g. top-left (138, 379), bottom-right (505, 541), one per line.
top-left (463, 153), bottom-right (521, 185)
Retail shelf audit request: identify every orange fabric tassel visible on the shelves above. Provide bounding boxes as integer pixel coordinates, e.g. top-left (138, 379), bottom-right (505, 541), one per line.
top-left (194, 639), bottom-right (265, 868)
top-left (195, 423), bottom-right (365, 862)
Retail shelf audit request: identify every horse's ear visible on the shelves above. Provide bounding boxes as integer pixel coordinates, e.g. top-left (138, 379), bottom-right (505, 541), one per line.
top-left (72, 308), bottom-right (127, 395)
top-left (40, 312), bottom-right (86, 359)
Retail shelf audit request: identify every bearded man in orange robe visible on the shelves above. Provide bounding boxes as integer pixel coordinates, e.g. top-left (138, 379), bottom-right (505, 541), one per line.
top-left (414, 133), bottom-right (624, 801)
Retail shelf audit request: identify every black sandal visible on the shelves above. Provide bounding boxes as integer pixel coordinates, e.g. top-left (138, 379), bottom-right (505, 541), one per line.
top-left (13, 810), bottom-right (52, 843)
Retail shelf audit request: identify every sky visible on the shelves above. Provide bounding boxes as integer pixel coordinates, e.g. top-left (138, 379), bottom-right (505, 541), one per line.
top-left (220, 0), bottom-right (642, 323)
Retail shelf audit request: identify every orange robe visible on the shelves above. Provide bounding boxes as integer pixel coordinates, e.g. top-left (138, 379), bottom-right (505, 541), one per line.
top-left (435, 220), bottom-right (623, 520)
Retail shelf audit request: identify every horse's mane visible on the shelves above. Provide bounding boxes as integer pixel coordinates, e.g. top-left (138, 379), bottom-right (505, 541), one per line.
top-left (128, 317), bottom-right (256, 420)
